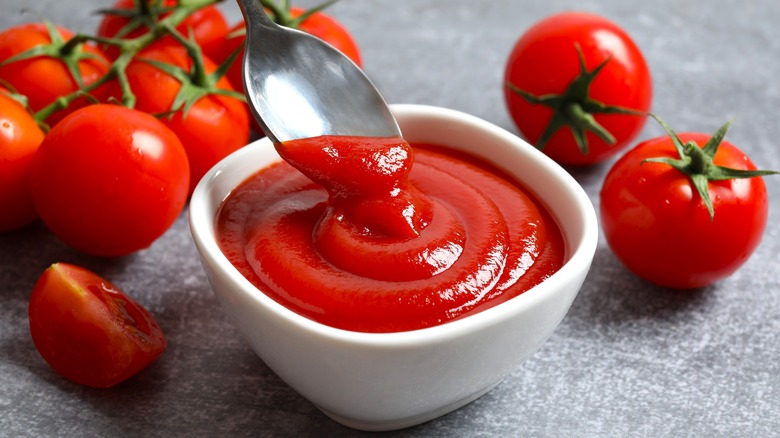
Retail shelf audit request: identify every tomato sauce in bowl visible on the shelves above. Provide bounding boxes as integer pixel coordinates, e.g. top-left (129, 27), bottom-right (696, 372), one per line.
top-left (215, 134), bottom-right (564, 333)
top-left (190, 104), bottom-right (597, 430)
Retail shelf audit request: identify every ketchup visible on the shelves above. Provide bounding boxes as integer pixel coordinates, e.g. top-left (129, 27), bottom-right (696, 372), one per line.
top-left (216, 135), bottom-right (564, 332)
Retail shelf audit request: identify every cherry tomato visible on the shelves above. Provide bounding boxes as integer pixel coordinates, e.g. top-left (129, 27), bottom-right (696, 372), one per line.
top-left (210, 21), bottom-right (246, 99)
top-left (211, 6), bottom-right (362, 94)
top-left (112, 43), bottom-right (249, 194)
top-left (0, 23), bottom-right (110, 126)
top-left (504, 12), bottom-right (652, 166)
top-left (96, 0), bottom-right (229, 60)
top-left (290, 6), bottom-right (362, 66)
top-left (600, 119), bottom-right (774, 289)
top-left (30, 104), bottom-right (190, 257)
top-left (29, 262), bottom-right (166, 388)
top-left (207, 21), bottom-right (245, 93)
top-left (0, 89), bottom-right (45, 232)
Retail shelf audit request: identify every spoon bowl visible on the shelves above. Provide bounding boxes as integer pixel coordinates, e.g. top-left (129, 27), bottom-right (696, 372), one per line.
top-left (238, 0), bottom-right (400, 143)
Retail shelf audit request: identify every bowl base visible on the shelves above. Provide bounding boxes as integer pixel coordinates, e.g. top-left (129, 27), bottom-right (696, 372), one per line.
top-left (315, 380), bottom-right (502, 432)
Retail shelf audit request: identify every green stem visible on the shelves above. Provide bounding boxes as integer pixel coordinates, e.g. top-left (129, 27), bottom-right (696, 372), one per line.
top-left (259, 0), bottom-right (340, 28)
top-left (564, 101), bottom-right (616, 145)
top-left (685, 143), bottom-right (710, 175)
top-left (163, 24), bottom-right (211, 87)
top-left (260, 0), bottom-right (291, 26)
top-left (58, 34), bottom-right (84, 56)
top-left (111, 54), bottom-right (137, 108)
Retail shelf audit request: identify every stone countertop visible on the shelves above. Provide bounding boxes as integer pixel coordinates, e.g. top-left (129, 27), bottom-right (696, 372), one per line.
top-left (2, 0), bottom-right (779, 436)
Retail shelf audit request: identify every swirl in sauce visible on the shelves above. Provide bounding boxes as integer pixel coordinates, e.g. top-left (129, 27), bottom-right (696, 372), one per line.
top-left (217, 136), bottom-right (564, 332)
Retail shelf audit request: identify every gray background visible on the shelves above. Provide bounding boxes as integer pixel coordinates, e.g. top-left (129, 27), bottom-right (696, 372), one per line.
top-left (2, 0), bottom-right (779, 436)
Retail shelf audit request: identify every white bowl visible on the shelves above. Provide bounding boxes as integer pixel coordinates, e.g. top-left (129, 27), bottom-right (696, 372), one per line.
top-left (189, 104), bottom-right (598, 431)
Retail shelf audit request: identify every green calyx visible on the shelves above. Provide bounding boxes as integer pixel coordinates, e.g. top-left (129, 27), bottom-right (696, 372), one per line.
top-left (505, 43), bottom-right (644, 155)
top-left (642, 114), bottom-right (778, 221)
top-left (0, 20), bottom-right (107, 90)
top-left (0, 20), bottom-right (110, 129)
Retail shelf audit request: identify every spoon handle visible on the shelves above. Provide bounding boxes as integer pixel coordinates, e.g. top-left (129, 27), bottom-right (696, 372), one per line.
top-left (237, 0), bottom-right (278, 29)
top-left (236, 0), bottom-right (401, 143)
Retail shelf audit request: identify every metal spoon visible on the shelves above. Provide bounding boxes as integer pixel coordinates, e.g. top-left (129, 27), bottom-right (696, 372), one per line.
top-left (237, 0), bottom-right (400, 143)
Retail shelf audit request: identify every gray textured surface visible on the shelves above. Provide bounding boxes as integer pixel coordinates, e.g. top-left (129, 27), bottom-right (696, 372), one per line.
top-left (2, 0), bottom-right (779, 436)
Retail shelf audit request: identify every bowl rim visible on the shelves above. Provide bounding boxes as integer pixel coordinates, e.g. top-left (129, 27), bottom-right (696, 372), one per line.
top-left (189, 103), bottom-right (597, 347)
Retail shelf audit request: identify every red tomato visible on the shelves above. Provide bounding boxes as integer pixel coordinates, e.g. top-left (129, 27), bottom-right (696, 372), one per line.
top-left (212, 6), bottom-right (362, 94)
top-left (29, 262), bottom-right (166, 388)
top-left (504, 12), bottom-right (652, 166)
top-left (30, 104), bottom-right (190, 257)
top-left (290, 6), bottom-right (362, 66)
top-left (108, 43), bottom-right (250, 194)
top-left (96, 0), bottom-right (228, 59)
top-left (208, 21), bottom-right (245, 93)
top-left (0, 90), bottom-right (45, 232)
top-left (600, 120), bottom-right (774, 289)
top-left (0, 23), bottom-right (110, 126)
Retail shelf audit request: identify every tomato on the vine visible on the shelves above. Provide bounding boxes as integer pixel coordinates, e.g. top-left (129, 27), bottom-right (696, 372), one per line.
top-left (210, 4), bottom-right (362, 94)
top-left (96, 0), bottom-right (229, 60)
top-left (111, 42), bottom-right (249, 194)
top-left (600, 116), bottom-right (776, 289)
top-left (207, 21), bottom-right (248, 97)
top-left (0, 89), bottom-right (45, 232)
top-left (30, 104), bottom-right (190, 257)
top-left (29, 262), bottom-right (166, 388)
top-left (288, 5), bottom-right (362, 66)
top-left (504, 12), bottom-right (652, 166)
top-left (0, 23), bottom-right (110, 126)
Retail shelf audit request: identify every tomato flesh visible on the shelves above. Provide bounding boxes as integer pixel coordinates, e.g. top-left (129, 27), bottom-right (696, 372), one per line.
top-left (28, 263), bottom-right (166, 388)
